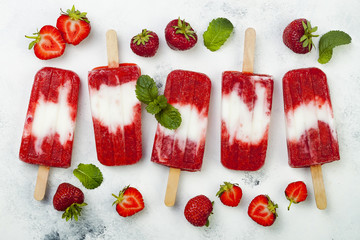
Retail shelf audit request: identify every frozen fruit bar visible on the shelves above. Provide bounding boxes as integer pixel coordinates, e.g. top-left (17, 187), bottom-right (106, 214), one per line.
top-left (88, 64), bottom-right (142, 166)
top-left (221, 71), bottom-right (274, 171)
top-left (282, 67), bottom-right (340, 167)
top-left (151, 70), bottom-right (211, 171)
top-left (19, 67), bottom-right (80, 168)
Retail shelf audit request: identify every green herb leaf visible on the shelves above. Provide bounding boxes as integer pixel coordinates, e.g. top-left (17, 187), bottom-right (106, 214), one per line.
top-left (73, 163), bottom-right (103, 189)
top-left (203, 17), bottom-right (234, 52)
top-left (318, 30), bottom-right (351, 64)
top-left (135, 75), bottom-right (158, 104)
top-left (146, 95), bottom-right (168, 114)
top-left (155, 104), bottom-right (182, 130)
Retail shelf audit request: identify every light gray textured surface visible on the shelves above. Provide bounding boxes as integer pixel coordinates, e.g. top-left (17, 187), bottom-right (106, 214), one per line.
top-left (1, 0), bottom-right (359, 239)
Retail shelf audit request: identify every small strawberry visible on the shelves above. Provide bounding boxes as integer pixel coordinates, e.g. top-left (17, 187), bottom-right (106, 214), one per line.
top-left (165, 17), bottom-right (197, 51)
top-left (283, 18), bottom-right (319, 54)
top-left (56, 5), bottom-right (91, 45)
top-left (184, 195), bottom-right (213, 227)
top-left (248, 195), bottom-right (278, 227)
top-left (216, 182), bottom-right (242, 207)
top-left (53, 183), bottom-right (87, 221)
top-left (130, 29), bottom-right (159, 57)
top-left (112, 186), bottom-right (145, 217)
top-left (285, 181), bottom-right (308, 210)
top-left (25, 25), bottom-right (66, 60)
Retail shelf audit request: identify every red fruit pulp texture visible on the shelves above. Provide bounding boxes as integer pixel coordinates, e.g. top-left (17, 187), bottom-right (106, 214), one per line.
top-left (57, 15), bottom-right (91, 45)
top-left (34, 25), bottom-right (66, 60)
top-left (151, 70), bottom-right (211, 171)
top-left (88, 64), bottom-right (142, 166)
top-left (19, 67), bottom-right (80, 168)
top-left (221, 71), bottom-right (274, 171)
top-left (282, 68), bottom-right (340, 167)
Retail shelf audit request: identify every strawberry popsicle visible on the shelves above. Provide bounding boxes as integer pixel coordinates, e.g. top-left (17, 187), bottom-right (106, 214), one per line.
top-left (88, 30), bottom-right (142, 166)
top-left (151, 70), bottom-right (211, 171)
top-left (282, 67), bottom-right (340, 167)
top-left (20, 67), bottom-right (80, 168)
top-left (221, 28), bottom-right (274, 171)
top-left (221, 72), bottom-right (273, 170)
top-left (282, 67), bottom-right (340, 210)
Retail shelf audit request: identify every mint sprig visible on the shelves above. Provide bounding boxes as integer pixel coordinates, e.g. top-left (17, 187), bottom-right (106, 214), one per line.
top-left (136, 75), bottom-right (181, 130)
top-left (318, 30), bottom-right (351, 64)
top-left (73, 163), bottom-right (103, 189)
top-left (203, 18), bottom-right (234, 51)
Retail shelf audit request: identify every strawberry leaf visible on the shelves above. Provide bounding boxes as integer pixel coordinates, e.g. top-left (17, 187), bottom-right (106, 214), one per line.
top-left (318, 30), bottom-right (351, 64)
top-left (73, 163), bottom-right (103, 189)
top-left (203, 18), bottom-right (234, 52)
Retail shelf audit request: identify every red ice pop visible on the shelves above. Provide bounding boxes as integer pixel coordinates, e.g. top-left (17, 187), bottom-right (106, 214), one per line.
top-left (19, 67), bottom-right (80, 200)
top-left (151, 70), bottom-right (211, 206)
top-left (88, 30), bottom-right (142, 166)
top-left (282, 67), bottom-right (340, 209)
top-left (221, 28), bottom-right (274, 171)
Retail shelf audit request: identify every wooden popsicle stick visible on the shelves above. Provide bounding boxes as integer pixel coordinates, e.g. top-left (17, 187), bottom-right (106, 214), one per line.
top-left (164, 167), bottom-right (181, 207)
top-left (34, 165), bottom-right (50, 201)
top-left (310, 165), bottom-right (327, 210)
top-left (106, 29), bottom-right (119, 68)
top-left (242, 28), bottom-right (256, 73)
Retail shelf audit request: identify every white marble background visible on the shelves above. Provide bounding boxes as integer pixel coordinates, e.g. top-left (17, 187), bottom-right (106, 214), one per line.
top-left (1, 0), bottom-right (359, 239)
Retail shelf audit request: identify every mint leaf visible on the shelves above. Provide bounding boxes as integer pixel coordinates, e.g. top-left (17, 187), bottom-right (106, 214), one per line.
top-left (155, 104), bottom-right (182, 130)
top-left (318, 30), bottom-right (351, 64)
top-left (203, 18), bottom-right (234, 51)
top-left (135, 75), bottom-right (158, 104)
top-left (146, 95), bottom-right (168, 114)
top-left (73, 163), bottom-right (103, 189)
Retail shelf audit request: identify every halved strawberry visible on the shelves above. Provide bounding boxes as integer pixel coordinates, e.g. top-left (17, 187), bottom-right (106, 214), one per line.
top-left (285, 181), bottom-right (308, 210)
top-left (25, 25), bottom-right (66, 60)
top-left (248, 195), bottom-right (278, 227)
top-left (216, 182), bottom-right (242, 207)
top-left (56, 5), bottom-right (91, 45)
top-left (112, 186), bottom-right (145, 217)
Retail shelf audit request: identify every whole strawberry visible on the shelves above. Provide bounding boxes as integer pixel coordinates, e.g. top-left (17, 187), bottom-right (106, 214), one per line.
top-left (25, 25), bottom-right (66, 60)
top-left (53, 183), bottom-right (87, 221)
top-left (283, 18), bottom-right (318, 54)
top-left (130, 29), bottom-right (159, 57)
top-left (285, 181), bottom-right (308, 210)
top-left (112, 186), bottom-right (145, 217)
top-left (184, 195), bottom-right (213, 227)
top-left (56, 5), bottom-right (91, 45)
top-left (248, 195), bottom-right (278, 227)
top-left (165, 18), bottom-right (197, 51)
top-left (216, 182), bottom-right (242, 207)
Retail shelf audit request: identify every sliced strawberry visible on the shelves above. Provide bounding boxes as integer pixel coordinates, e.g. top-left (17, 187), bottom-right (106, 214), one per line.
top-left (285, 181), bottom-right (308, 210)
top-left (56, 5), bottom-right (91, 45)
top-left (112, 186), bottom-right (145, 217)
top-left (248, 195), bottom-right (278, 227)
top-left (25, 25), bottom-right (66, 60)
top-left (216, 182), bottom-right (242, 207)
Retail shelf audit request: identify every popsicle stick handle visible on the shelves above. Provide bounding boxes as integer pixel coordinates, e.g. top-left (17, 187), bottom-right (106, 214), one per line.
top-left (34, 165), bottom-right (50, 201)
top-left (242, 28), bottom-right (256, 73)
top-left (106, 29), bottom-right (119, 68)
top-left (164, 168), bottom-right (181, 207)
top-left (310, 165), bottom-right (327, 210)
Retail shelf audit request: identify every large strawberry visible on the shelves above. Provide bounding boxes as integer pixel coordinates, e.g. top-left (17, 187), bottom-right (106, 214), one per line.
top-left (165, 18), bottom-right (197, 51)
top-left (25, 25), bottom-right (66, 60)
top-left (130, 29), bottom-right (159, 57)
top-left (248, 195), bottom-right (278, 227)
top-left (112, 186), bottom-right (145, 217)
top-left (184, 195), bottom-right (213, 227)
top-left (216, 182), bottom-right (242, 207)
top-left (56, 5), bottom-right (91, 45)
top-left (53, 183), bottom-right (87, 221)
top-left (285, 181), bottom-right (308, 210)
top-left (283, 18), bottom-right (318, 54)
